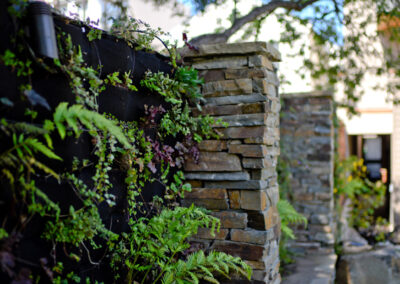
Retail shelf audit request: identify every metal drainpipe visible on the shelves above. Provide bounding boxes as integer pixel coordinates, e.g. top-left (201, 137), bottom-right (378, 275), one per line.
top-left (28, 1), bottom-right (59, 59)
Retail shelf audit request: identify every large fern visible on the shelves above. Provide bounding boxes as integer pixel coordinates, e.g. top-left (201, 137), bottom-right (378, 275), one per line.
top-left (114, 205), bottom-right (252, 283)
top-left (161, 250), bottom-right (251, 284)
top-left (53, 102), bottom-right (130, 148)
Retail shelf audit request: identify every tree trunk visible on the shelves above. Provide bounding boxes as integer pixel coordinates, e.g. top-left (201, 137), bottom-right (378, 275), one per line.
top-left (187, 0), bottom-right (319, 47)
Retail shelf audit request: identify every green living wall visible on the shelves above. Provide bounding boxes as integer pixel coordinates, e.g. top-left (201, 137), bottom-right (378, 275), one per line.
top-left (0, 1), bottom-right (251, 283)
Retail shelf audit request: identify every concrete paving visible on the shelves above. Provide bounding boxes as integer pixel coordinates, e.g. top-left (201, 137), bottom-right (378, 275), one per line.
top-left (281, 249), bottom-right (337, 284)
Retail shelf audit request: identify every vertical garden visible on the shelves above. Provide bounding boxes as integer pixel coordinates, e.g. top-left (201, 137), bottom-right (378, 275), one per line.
top-left (0, 1), bottom-right (251, 283)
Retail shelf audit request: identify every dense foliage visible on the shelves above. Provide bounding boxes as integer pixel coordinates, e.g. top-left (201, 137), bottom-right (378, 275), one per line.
top-left (0, 1), bottom-right (250, 283)
top-left (334, 156), bottom-right (387, 232)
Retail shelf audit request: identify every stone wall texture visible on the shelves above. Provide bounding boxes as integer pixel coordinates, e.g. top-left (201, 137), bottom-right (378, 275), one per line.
top-left (182, 42), bottom-right (281, 283)
top-left (281, 91), bottom-right (335, 248)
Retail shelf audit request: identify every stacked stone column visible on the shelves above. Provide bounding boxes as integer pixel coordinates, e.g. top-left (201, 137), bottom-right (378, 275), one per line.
top-left (181, 42), bottom-right (281, 283)
top-left (281, 92), bottom-right (335, 249)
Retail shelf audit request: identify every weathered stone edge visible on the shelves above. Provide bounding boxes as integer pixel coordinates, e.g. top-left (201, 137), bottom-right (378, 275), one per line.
top-left (180, 42), bottom-right (281, 61)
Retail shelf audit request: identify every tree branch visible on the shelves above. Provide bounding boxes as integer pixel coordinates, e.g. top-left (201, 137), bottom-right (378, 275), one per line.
top-left (189, 0), bottom-right (320, 46)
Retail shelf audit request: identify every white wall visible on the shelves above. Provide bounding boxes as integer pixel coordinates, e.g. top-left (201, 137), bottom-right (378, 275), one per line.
top-left (335, 1), bottom-right (393, 135)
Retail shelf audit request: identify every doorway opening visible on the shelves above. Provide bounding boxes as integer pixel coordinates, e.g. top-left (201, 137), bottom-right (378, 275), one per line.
top-left (349, 134), bottom-right (391, 219)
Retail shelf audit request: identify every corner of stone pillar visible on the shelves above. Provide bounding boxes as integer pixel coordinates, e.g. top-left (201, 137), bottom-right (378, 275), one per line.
top-left (182, 42), bottom-right (282, 283)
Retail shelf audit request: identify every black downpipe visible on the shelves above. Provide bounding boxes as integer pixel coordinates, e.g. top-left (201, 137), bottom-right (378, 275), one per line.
top-left (28, 1), bottom-right (58, 59)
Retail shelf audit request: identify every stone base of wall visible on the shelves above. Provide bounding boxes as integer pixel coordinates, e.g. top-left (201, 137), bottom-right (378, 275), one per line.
top-left (182, 42), bottom-right (281, 283)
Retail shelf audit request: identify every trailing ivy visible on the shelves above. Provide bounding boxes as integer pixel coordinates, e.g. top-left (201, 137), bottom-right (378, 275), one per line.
top-left (109, 17), bottom-right (168, 50)
top-left (56, 34), bottom-right (104, 111)
top-left (141, 71), bottom-right (225, 142)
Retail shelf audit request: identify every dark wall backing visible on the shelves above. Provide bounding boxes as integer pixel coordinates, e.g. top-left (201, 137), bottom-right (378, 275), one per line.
top-left (0, 2), bottom-right (175, 283)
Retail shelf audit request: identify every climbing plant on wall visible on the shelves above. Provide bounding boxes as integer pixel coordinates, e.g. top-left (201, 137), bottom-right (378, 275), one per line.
top-left (0, 1), bottom-right (251, 283)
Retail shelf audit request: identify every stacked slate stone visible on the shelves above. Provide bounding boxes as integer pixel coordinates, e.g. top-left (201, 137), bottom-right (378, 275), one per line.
top-left (181, 42), bottom-right (281, 284)
top-left (281, 92), bottom-right (335, 250)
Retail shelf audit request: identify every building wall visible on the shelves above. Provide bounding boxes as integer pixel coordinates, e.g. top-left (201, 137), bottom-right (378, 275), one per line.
top-left (182, 42), bottom-right (281, 284)
top-left (281, 92), bottom-right (335, 248)
top-left (336, 1), bottom-right (393, 137)
top-left (393, 105), bottom-right (400, 226)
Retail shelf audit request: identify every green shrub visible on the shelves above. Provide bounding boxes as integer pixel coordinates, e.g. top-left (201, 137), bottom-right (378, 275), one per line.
top-left (334, 156), bottom-right (387, 230)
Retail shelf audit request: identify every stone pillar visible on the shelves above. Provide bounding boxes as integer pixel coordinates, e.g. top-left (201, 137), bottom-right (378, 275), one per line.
top-left (281, 92), bottom-right (335, 248)
top-left (392, 105), bottom-right (400, 227)
top-left (182, 42), bottom-right (281, 283)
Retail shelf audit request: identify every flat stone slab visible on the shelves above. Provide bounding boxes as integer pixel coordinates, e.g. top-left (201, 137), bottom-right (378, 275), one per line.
top-left (336, 245), bottom-right (400, 284)
top-left (185, 171), bottom-right (250, 181)
top-left (184, 152), bottom-right (242, 172)
top-left (282, 251), bottom-right (337, 284)
top-left (180, 42), bottom-right (281, 61)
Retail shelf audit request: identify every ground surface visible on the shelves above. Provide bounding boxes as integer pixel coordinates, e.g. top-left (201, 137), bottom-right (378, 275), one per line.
top-left (282, 248), bottom-right (337, 284)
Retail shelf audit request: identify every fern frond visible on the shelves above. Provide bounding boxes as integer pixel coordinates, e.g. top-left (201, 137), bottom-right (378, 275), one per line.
top-left (64, 105), bottom-right (80, 134)
top-left (278, 199), bottom-right (307, 240)
top-left (209, 259), bottom-right (227, 278)
top-left (53, 102), bottom-right (68, 138)
top-left (1, 168), bottom-right (14, 184)
top-left (25, 137), bottom-right (62, 161)
top-left (31, 159), bottom-right (60, 180)
top-left (198, 265), bottom-right (213, 278)
top-left (187, 271), bottom-right (199, 284)
top-left (1, 136), bottom-right (61, 167)
top-left (213, 253), bottom-right (229, 276)
top-left (161, 273), bottom-right (173, 284)
top-left (163, 250), bottom-right (251, 284)
top-left (281, 224), bottom-right (295, 239)
top-left (277, 199), bottom-right (307, 225)
top-left (202, 276), bottom-right (219, 284)
top-left (10, 122), bottom-right (49, 135)
top-left (0, 152), bottom-right (18, 168)
top-left (53, 103), bottom-right (130, 148)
